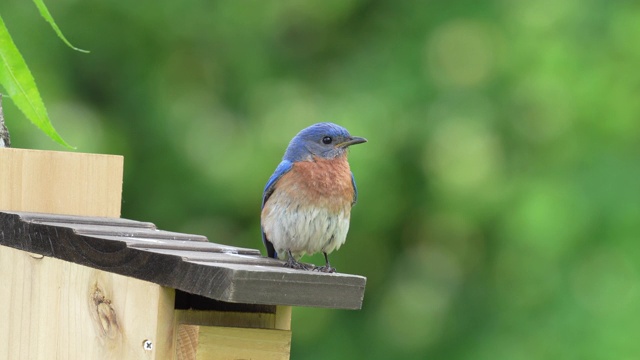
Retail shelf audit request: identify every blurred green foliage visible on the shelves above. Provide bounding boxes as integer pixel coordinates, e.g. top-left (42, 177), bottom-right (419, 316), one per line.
top-left (2, 0), bottom-right (640, 359)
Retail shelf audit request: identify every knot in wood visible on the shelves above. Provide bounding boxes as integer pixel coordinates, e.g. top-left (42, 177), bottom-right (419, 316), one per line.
top-left (90, 285), bottom-right (120, 339)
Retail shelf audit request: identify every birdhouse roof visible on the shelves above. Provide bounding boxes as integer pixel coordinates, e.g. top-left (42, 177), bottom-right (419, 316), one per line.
top-left (0, 211), bottom-right (366, 310)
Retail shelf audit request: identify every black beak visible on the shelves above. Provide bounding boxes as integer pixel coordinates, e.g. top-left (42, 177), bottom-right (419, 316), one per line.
top-left (338, 136), bottom-right (367, 148)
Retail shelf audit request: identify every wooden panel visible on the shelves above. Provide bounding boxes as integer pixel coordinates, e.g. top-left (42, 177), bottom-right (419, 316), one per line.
top-left (174, 308), bottom-right (292, 359)
top-left (0, 148), bottom-right (123, 217)
top-left (195, 326), bottom-right (291, 360)
top-left (0, 211), bottom-right (367, 310)
top-left (186, 261), bottom-right (367, 309)
top-left (155, 287), bottom-right (178, 359)
top-left (0, 246), bottom-right (174, 360)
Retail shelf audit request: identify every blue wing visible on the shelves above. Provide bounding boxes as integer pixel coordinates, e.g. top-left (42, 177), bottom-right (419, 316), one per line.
top-left (262, 160), bottom-right (293, 208)
top-left (261, 160), bottom-right (294, 258)
top-left (351, 172), bottom-right (358, 206)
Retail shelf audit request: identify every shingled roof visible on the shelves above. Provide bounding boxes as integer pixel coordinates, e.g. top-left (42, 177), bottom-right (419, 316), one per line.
top-left (0, 211), bottom-right (366, 310)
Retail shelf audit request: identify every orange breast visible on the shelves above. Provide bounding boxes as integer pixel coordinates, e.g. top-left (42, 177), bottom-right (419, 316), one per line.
top-left (274, 156), bottom-right (354, 212)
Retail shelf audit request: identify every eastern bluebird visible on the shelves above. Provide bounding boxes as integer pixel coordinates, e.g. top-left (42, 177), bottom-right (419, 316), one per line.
top-left (261, 122), bottom-right (367, 273)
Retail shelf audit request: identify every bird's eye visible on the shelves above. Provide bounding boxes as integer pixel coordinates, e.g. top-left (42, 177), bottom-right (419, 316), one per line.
top-left (322, 136), bottom-right (332, 144)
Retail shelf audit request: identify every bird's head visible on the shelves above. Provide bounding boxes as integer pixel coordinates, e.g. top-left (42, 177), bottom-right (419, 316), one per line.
top-left (283, 122), bottom-right (367, 161)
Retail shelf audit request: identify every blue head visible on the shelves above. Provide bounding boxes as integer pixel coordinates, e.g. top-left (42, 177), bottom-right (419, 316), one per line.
top-left (283, 122), bottom-right (367, 162)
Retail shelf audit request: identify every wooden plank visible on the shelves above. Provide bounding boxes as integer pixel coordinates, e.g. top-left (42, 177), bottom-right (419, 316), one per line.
top-left (0, 148), bottom-right (123, 217)
top-left (75, 227), bottom-right (208, 241)
top-left (195, 326), bottom-right (291, 360)
top-left (0, 211), bottom-right (367, 309)
top-left (174, 308), bottom-right (291, 359)
top-left (176, 325), bottom-right (199, 360)
top-left (185, 261), bottom-right (367, 309)
top-left (175, 310), bottom-right (277, 329)
top-left (275, 306), bottom-right (292, 331)
top-left (16, 212), bottom-right (155, 228)
top-left (124, 238), bottom-right (260, 254)
top-left (17, 212), bottom-right (208, 242)
top-left (155, 287), bottom-right (178, 359)
top-left (8, 211), bottom-right (253, 249)
top-left (0, 245), bottom-right (175, 360)
top-left (136, 248), bottom-right (277, 264)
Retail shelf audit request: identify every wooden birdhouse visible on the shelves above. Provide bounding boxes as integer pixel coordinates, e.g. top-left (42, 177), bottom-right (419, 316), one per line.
top-left (0, 148), bottom-right (366, 360)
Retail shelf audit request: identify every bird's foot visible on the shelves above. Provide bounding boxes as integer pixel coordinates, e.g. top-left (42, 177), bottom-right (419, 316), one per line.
top-left (283, 256), bottom-right (313, 271)
top-left (313, 265), bottom-right (337, 273)
top-left (313, 252), bottom-right (336, 273)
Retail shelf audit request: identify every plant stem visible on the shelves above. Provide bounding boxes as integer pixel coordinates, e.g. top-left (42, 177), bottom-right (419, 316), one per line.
top-left (0, 94), bottom-right (11, 148)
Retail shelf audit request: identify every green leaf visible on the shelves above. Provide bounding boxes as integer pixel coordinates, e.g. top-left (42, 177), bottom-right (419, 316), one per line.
top-left (32, 0), bottom-right (89, 53)
top-left (0, 14), bottom-right (73, 148)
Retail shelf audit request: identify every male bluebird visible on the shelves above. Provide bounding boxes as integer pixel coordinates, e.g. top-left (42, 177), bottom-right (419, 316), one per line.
top-left (261, 122), bottom-right (366, 273)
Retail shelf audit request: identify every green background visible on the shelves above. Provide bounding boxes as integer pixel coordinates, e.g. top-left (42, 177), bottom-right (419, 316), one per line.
top-left (2, 1), bottom-right (640, 359)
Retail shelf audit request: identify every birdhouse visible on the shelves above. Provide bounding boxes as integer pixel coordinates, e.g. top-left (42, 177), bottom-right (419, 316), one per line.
top-left (0, 148), bottom-right (366, 360)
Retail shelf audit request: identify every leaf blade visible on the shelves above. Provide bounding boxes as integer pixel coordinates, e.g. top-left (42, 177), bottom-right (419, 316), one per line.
top-left (32, 0), bottom-right (89, 53)
top-left (0, 14), bottom-right (73, 148)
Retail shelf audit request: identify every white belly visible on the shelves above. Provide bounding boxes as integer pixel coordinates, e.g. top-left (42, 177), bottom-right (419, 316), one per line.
top-left (262, 197), bottom-right (351, 260)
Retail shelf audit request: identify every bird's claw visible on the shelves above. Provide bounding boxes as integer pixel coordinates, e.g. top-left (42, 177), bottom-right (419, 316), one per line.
top-left (313, 265), bottom-right (336, 273)
top-left (283, 257), bottom-right (313, 271)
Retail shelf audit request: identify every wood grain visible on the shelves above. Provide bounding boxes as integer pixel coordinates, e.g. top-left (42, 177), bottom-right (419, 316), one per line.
top-left (0, 148), bottom-right (123, 217)
top-left (176, 325), bottom-right (199, 360)
top-left (195, 326), bottom-right (291, 360)
top-left (174, 308), bottom-right (289, 360)
top-left (0, 246), bottom-right (173, 359)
